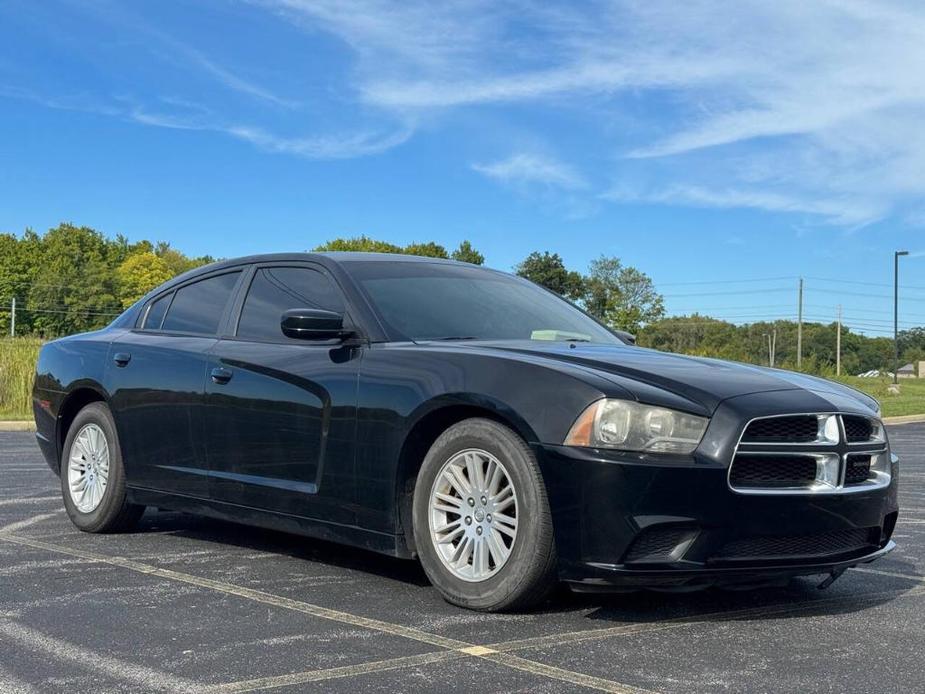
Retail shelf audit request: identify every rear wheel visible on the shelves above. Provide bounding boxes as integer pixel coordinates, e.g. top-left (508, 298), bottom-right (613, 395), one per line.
top-left (413, 418), bottom-right (557, 611)
top-left (61, 402), bottom-right (144, 533)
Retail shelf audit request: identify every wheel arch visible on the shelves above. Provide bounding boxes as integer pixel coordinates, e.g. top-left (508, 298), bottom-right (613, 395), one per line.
top-left (56, 384), bottom-right (110, 473)
top-left (394, 395), bottom-right (538, 556)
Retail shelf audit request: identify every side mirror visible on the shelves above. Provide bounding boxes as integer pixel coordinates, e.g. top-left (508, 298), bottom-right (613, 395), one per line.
top-left (281, 308), bottom-right (351, 340)
top-left (615, 330), bottom-right (636, 345)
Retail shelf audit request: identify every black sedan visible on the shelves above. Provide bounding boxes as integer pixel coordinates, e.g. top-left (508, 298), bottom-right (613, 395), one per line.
top-left (32, 253), bottom-right (898, 611)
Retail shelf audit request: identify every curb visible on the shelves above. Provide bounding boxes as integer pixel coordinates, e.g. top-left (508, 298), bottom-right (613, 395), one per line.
top-left (882, 414), bottom-right (925, 426)
top-left (0, 421), bottom-right (35, 432)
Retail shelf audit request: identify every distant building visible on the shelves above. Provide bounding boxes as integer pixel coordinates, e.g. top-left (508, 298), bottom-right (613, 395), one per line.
top-left (898, 363), bottom-right (917, 379)
top-left (919, 361), bottom-right (925, 378)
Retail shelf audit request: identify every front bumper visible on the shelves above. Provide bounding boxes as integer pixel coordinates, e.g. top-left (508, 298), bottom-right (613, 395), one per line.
top-left (535, 442), bottom-right (899, 590)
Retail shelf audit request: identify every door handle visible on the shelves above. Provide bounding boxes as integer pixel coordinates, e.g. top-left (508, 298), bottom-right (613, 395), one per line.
top-left (210, 367), bottom-right (233, 385)
top-left (113, 352), bottom-right (131, 367)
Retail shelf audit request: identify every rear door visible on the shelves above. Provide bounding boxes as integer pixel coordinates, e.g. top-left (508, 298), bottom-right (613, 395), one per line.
top-left (108, 270), bottom-right (244, 498)
top-left (203, 263), bottom-right (361, 523)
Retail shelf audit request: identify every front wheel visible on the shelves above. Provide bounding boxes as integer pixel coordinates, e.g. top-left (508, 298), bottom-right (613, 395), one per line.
top-left (413, 418), bottom-right (557, 611)
top-left (61, 402), bottom-right (144, 533)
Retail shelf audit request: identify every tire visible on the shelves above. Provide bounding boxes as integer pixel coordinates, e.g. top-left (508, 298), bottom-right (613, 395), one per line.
top-left (413, 418), bottom-right (557, 611)
top-left (60, 402), bottom-right (144, 533)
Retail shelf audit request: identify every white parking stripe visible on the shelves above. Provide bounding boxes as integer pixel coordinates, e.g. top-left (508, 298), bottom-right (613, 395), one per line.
top-left (0, 662), bottom-right (41, 694)
top-left (0, 513), bottom-right (60, 535)
top-left (0, 496), bottom-right (59, 507)
top-left (0, 618), bottom-right (205, 693)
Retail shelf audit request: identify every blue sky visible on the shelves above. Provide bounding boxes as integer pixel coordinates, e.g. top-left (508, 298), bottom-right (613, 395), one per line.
top-left (1, 0), bottom-right (924, 335)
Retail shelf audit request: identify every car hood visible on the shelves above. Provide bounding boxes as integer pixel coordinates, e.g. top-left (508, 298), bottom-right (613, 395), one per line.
top-left (442, 340), bottom-right (878, 415)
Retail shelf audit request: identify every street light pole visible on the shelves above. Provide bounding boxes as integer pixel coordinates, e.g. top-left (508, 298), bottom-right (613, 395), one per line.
top-left (894, 250), bottom-right (909, 385)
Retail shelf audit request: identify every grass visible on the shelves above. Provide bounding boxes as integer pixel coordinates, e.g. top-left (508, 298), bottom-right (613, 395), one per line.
top-left (0, 336), bottom-right (923, 421)
top-left (0, 338), bottom-right (42, 420)
top-left (834, 375), bottom-right (925, 418)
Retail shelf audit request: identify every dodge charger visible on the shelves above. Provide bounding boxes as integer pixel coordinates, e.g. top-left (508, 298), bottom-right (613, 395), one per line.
top-left (32, 253), bottom-right (899, 610)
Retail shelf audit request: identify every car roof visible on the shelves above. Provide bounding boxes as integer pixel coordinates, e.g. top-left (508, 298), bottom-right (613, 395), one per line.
top-left (165, 251), bottom-right (470, 285)
top-left (191, 251), bottom-right (467, 273)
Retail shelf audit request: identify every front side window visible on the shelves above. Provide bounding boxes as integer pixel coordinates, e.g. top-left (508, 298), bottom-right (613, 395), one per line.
top-left (237, 267), bottom-right (345, 341)
top-left (161, 272), bottom-right (241, 335)
top-left (343, 261), bottom-right (620, 343)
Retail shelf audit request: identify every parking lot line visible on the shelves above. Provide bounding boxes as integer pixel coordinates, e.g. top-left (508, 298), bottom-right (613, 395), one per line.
top-left (0, 533), bottom-right (642, 694)
top-left (0, 496), bottom-right (60, 507)
top-left (3, 530), bottom-right (924, 694)
top-left (487, 583), bottom-right (925, 655)
top-left (481, 652), bottom-right (653, 694)
top-left (0, 617), bottom-right (204, 693)
top-left (852, 567), bottom-right (925, 583)
top-left (207, 651), bottom-right (466, 693)
top-left (0, 533), bottom-right (468, 650)
top-left (0, 512), bottom-right (60, 535)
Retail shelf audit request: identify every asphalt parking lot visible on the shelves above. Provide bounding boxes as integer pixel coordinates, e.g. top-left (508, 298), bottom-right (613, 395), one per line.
top-left (1, 425), bottom-right (923, 694)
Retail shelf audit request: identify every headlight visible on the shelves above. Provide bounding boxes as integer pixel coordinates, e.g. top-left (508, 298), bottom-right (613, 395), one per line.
top-left (564, 399), bottom-right (709, 454)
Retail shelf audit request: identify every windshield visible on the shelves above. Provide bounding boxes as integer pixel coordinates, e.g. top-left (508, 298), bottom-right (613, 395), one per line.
top-left (343, 260), bottom-right (621, 344)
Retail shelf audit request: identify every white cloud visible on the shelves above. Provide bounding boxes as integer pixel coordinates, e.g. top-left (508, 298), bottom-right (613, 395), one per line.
top-left (224, 125), bottom-right (413, 159)
top-left (10, 0), bottom-right (925, 216)
top-left (603, 184), bottom-right (886, 228)
top-left (473, 154), bottom-right (586, 190)
top-left (264, 0), bottom-right (925, 225)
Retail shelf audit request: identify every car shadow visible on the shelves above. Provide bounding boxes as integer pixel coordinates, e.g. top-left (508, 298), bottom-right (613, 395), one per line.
top-left (132, 510), bottom-right (917, 622)
top-left (561, 571), bottom-right (918, 625)
top-left (137, 509), bottom-right (431, 587)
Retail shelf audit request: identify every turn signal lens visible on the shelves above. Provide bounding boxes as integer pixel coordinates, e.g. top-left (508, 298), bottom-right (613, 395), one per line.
top-left (565, 399), bottom-right (709, 454)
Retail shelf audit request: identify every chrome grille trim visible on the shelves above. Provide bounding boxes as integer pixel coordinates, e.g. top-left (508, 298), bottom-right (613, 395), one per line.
top-left (729, 412), bottom-right (890, 495)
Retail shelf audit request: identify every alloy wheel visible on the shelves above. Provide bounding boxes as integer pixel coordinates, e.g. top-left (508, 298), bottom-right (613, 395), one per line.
top-left (428, 448), bottom-right (518, 582)
top-left (67, 423), bottom-right (110, 513)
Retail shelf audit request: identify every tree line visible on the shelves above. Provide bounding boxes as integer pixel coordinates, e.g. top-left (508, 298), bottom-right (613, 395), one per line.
top-left (0, 224), bottom-right (214, 336)
top-left (2, 225), bottom-right (922, 375)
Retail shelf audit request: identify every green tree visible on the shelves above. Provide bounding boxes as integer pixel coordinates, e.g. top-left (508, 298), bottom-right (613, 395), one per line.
top-left (154, 241), bottom-right (213, 276)
top-left (116, 252), bottom-right (174, 308)
top-left (0, 229), bottom-right (41, 335)
top-left (514, 251), bottom-right (584, 299)
top-left (581, 256), bottom-right (664, 333)
top-left (451, 240), bottom-right (485, 265)
top-left (314, 235), bottom-right (485, 262)
top-left (313, 235), bottom-right (403, 254)
top-left (402, 241), bottom-right (449, 259)
top-left (26, 223), bottom-right (121, 336)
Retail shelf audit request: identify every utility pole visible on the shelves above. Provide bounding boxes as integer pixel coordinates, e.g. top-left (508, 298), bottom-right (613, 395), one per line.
top-left (836, 305), bottom-right (842, 377)
top-left (894, 250), bottom-right (909, 384)
top-left (771, 329), bottom-right (776, 368)
top-left (797, 278), bottom-right (804, 369)
top-left (9, 297), bottom-right (14, 337)
top-left (767, 333), bottom-right (772, 367)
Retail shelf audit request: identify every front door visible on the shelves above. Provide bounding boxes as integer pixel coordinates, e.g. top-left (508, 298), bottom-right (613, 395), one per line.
top-left (204, 264), bottom-right (361, 524)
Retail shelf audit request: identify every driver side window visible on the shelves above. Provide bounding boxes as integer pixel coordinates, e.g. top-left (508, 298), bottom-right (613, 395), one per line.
top-left (236, 266), bottom-right (345, 341)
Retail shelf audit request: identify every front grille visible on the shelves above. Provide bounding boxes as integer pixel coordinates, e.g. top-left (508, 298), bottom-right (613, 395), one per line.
top-left (845, 454), bottom-right (872, 484)
top-left (843, 415), bottom-right (874, 442)
top-left (731, 413), bottom-right (889, 494)
top-left (742, 415), bottom-right (818, 443)
top-left (623, 526), bottom-right (697, 563)
top-left (714, 528), bottom-right (876, 561)
top-left (729, 454), bottom-right (817, 488)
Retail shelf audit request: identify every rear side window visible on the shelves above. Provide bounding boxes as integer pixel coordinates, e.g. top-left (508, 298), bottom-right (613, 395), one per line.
top-left (237, 267), bottom-right (344, 341)
top-left (161, 272), bottom-right (241, 335)
top-left (143, 292), bottom-right (172, 330)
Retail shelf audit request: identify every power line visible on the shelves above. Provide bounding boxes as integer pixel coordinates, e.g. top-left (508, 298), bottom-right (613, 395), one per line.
top-left (805, 275), bottom-right (925, 291)
top-left (657, 275), bottom-right (796, 287)
top-left (663, 287), bottom-right (794, 298)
